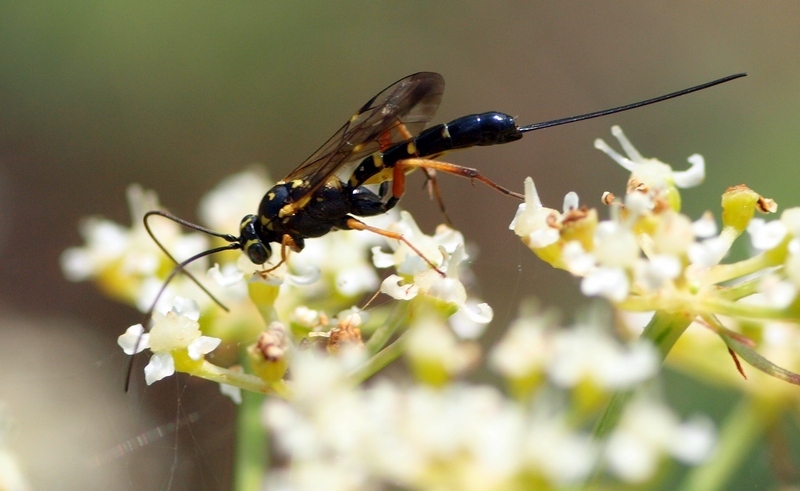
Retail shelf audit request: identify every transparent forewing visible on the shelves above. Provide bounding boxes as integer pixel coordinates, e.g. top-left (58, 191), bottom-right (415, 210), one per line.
top-left (281, 72), bottom-right (445, 192)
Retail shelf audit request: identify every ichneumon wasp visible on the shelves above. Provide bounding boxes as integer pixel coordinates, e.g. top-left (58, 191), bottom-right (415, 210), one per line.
top-left (130, 71), bottom-right (745, 388)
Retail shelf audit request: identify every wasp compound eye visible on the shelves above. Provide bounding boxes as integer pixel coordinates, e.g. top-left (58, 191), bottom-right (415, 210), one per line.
top-left (246, 241), bottom-right (270, 265)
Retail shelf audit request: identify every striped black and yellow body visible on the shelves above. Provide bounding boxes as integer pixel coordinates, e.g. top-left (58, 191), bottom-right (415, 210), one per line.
top-left (234, 71), bottom-right (745, 266)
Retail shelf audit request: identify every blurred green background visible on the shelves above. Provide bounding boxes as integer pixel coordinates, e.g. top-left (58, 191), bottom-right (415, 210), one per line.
top-left (1, 2), bottom-right (798, 489)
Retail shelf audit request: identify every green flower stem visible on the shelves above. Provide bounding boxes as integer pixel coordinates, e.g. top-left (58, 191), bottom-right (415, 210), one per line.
top-left (698, 296), bottom-right (789, 320)
top-left (589, 311), bottom-right (693, 486)
top-left (350, 332), bottom-right (408, 385)
top-left (678, 396), bottom-right (785, 491)
top-left (594, 310), bottom-right (693, 437)
top-left (716, 278), bottom-right (760, 301)
top-left (233, 389), bottom-right (267, 491)
top-left (182, 359), bottom-right (288, 397)
top-left (365, 312), bottom-right (404, 356)
top-left (618, 293), bottom-right (788, 320)
top-left (703, 251), bottom-right (781, 286)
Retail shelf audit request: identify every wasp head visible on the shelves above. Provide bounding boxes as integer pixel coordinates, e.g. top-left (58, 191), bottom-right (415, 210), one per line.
top-left (239, 214), bottom-right (272, 265)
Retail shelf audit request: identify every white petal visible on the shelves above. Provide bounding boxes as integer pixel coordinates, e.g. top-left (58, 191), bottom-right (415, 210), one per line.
top-left (118, 324), bottom-right (150, 354)
top-left (780, 207), bottom-right (800, 236)
top-left (668, 416), bottom-right (716, 464)
top-left (171, 296), bottom-right (200, 321)
top-left (60, 248), bottom-right (94, 281)
top-left (687, 237), bottom-right (728, 267)
top-left (606, 431), bottom-right (659, 483)
top-left (692, 212), bottom-right (718, 239)
top-left (581, 267), bottom-right (630, 302)
top-left (144, 352), bottom-right (175, 385)
top-left (425, 276), bottom-right (467, 305)
top-left (285, 264), bottom-right (321, 285)
top-left (562, 241), bottom-right (596, 276)
top-left (459, 302), bottom-right (494, 325)
top-left (208, 263), bottom-right (245, 287)
top-left (187, 336), bottom-right (222, 360)
top-left (672, 154), bottom-right (705, 188)
top-left (562, 192), bottom-right (580, 212)
top-left (509, 202), bottom-right (527, 230)
top-left (750, 220), bottom-right (787, 251)
top-left (528, 229), bottom-right (560, 248)
top-left (220, 383), bottom-right (243, 405)
top-left (636, 254), bottom-right (681, 290)
top-left (595, 136), bottom-right (635, 172)
top-left (380, 275), bottom-right (418, 300)
top-left (371, 246), bottom-right (396, 268)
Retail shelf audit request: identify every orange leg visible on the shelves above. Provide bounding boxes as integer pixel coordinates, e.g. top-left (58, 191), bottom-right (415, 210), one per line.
top-left (259, 235), bottom-right (300, 276)
top-left (393, 158), bottom-right (524, 200)
top-left (421, 167), bottom-right (452, 226)
top-left (345, 217), bottom-right (445, 276)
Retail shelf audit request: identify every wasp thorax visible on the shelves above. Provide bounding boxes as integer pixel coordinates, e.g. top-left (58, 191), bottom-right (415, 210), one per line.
top-left (239, 214), bottom-right (271, 265)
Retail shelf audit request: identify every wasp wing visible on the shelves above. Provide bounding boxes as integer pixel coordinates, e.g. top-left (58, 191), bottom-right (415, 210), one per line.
top-left (281, 72), bottom-right (445, 194)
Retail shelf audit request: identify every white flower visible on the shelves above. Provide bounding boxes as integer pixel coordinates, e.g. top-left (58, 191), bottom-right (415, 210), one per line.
top-left (562, 241), bottom-right (596, 276)
top-left (747, 217), bottom-right (788, 251)
top-left (197, 167), bottom-right (272, 232)
top-left (523, 414), bottom-right (596, 485)
top-left (692, 211), bottom-right (718, 239)
top-left (117, 323), bottom-right (150, 355)
top-left (60, 184), bottom-right (213, 312)
top-left (581, 267), bottom-right (630, 303)
top-left (634, 254), bottom-right (681, 291)
top-left (594, 125), bottom-right (705, 189)
top-left (687, 236), bottom-right (729, 268)
top-left (405, 317), bottom-right (481, 378)
top-left (605, 397), bottom-right (715, 483)
top-left (372, 211), bottom-right (462, 275)
top-left (509, 177), bottom-right (561, 248)
top-left (118, 297), bottom-right (221, 385)
top-left (653, 212), bottom-right (696, 256)
top-left (594, 221), bottom-right (640, 269)
top-left (264, 353), bottom-right (596, 490)
top-left (293, 229), bottom-right (380, 297)
top-left (220, 383), bottom-right (243, 404)
top-left (376, 213), bottom-right (493, 325)
top-left (489, 315), bottom-right (553, 379)
top-left (547, 326), bottom-right (659, 390)
top-left (780, 207), bottom-right (800, 236)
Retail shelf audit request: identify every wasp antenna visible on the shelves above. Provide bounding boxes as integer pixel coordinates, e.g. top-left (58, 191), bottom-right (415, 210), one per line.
top-left (145, 242), bottom-right (243, 316)
top-left (517, 73), bottom-right (747, 133)
top-left (144, 210), bottom-right (241, 311)
top-left (124, 241), bottom-right (242, 392)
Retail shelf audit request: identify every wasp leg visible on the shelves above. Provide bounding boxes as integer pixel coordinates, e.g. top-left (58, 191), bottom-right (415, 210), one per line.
top-left (420, 167), bottom-right (452, 226)
top-left (392, 158), bottom-right (524, 201)
top-left (343, 217), bottom-right (445, 276)
top-left (259, 234), bottom-right (300, 276)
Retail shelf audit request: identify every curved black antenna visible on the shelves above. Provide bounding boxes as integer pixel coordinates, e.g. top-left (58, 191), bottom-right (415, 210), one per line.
top-left (124, 241), bottom-right (243, 392)
top-left (144, 210), bottom-right (240, 311)
top-left (518, 73), bottom-right (747, 133)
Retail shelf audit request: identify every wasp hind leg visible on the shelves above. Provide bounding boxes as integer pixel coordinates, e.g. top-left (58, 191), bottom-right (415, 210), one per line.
top-left (342, 216), bottom-right (445, 276)
top-left (392, 158), bottom-right (524, 201)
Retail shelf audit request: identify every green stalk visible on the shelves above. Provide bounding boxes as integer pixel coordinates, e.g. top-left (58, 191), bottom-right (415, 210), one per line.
top-left (233, 353), bottom-right (268, 491)
top-left (588, 310), bottom-right (694, 486)
top-left (351, 332), bottom-right (408, 385)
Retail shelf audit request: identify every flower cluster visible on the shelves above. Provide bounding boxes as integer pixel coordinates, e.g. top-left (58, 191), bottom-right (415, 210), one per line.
top-left (60, 123), bottom-right (800, 490)
top-left (512, 126), bottom-right (800, 388)
top-left (263, 310), bottom-right (714, 490)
